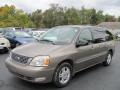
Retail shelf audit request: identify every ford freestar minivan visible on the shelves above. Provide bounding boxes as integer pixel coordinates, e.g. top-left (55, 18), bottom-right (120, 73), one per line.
top-left (6, 25), bottom-right (115, 87)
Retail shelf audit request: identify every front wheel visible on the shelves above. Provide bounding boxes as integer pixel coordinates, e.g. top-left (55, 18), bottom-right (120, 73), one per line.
top-left (103, 52), bottom-right (112, 66)
top-left (53, 62), bottom-right (72, 88)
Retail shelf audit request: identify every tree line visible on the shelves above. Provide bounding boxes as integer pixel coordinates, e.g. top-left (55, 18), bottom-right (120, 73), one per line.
top-left (0, 4), bottom-right (120, 28)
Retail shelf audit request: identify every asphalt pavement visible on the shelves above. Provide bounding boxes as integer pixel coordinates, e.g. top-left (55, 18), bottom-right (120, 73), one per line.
top-left (0, 42), bottom-right (120, 90)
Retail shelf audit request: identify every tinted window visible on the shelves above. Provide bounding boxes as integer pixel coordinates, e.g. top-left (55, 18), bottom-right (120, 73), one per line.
top-left (92, 30), bottom-right (106, 43)
top-left (105, 31), bottom-right (113, 41)
top-left (79, 29), bottom-right (92, 46)
top-left (92, 29), bottom-right (113, 43)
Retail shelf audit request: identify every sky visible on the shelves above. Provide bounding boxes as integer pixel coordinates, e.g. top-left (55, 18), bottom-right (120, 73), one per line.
top-left (0, 0), bottom-right (120, 17)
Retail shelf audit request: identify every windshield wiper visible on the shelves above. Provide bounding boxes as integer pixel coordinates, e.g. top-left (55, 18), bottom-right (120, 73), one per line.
top-left (39, 39), bottom-right (56, 45)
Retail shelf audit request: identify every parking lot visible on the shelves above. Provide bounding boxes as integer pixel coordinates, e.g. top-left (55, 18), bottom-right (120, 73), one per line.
top-left (0, 41), bottom-right (119, 90)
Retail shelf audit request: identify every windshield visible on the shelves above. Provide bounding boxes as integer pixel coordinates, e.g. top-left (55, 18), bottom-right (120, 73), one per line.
top-left (14, 31), bottom-right (31, 38)
top-left (40, 27), bottom-right (79, 44)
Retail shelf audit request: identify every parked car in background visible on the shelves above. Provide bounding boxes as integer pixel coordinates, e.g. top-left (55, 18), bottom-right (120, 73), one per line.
top-left (116, 32), bottom-right (120, 39)
top-left (6, 25), bottom-right (115, 87)
top-left (0, 35), bottom-right (10, 53)
top-left (115, 30), bottom-right (120, 39)
top-left (2, 27), bottom-right (22, 36)
top-left (23, 28), bottom-right (34, 33)
top-left (27, 28), bottom-right (48, 40)
top-left (4, 31), bottom-right (36, 48)
top-left (6, 27), bottom-right (22, 31)
top-left (30, 30), bottom-right (46, 40)
top-left (109, 29), bottom-right (120, 39)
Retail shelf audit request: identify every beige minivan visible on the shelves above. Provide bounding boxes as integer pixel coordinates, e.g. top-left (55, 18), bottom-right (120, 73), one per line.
top-left (6, 25), bottom-right (115, 87)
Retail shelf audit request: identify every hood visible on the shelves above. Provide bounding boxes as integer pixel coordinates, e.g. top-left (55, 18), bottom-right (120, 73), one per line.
top-left (0, 37), bottom-right (10, 47)
top-left (0, 37), bottom-right (7, 42)
top-left (0, 37), bottom-right (9, 43)
top-left (15, 37), bottom-right (35, 44)
top-left (12, 42), bottom-right (64, 57)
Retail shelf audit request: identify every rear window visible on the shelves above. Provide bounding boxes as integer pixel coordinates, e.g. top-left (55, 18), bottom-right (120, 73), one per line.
top-left (92, 29), bottom-right (113, 43)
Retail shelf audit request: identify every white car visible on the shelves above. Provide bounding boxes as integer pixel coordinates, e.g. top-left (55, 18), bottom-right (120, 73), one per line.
top-left (0, 35), bottom-right (10, 53)
top-left (116, 32), bottom-right (120, 38)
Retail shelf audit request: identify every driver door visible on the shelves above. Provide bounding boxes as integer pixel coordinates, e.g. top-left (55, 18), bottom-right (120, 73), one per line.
top-left (74, 28), bottom-right (96, 72)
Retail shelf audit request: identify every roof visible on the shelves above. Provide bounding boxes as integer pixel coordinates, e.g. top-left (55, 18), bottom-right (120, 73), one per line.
top-left (55, 25), bottom-right (96, 28)
top-left (97, 22), bottom-right (120, 30)
top-left (55, 25), bottom-right (107, 30)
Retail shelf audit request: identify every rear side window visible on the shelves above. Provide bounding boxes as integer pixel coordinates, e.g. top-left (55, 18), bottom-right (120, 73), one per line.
top-left (105, 31), bottom-right (113, 41)
top-left (92, 29), bottom-right (113, 44)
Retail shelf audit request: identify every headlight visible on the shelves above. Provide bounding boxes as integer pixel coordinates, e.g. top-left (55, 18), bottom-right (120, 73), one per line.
top-left (30, 56), bottom-right (50, 67)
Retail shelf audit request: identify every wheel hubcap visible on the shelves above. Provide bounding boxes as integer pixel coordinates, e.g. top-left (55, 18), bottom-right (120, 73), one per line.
top-left (59, 67), bottom-right (70, 84)
top-left (107, 54), bottom-right (112, 64)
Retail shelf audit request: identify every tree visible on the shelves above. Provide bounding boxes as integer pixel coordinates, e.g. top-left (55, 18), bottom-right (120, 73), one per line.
top-left (96, 10), bottom-right (105, 24)
top-left (104, 15), bottom-right (116, 22)
top-left (0, 5), bottom-right (35, 28)
top-left (30, 9), bottom-right (43, 28)
top-left (0, 4), bottom-right (119, 28)
top-left (118, 16), bottom-right (120, 22)
top-left (43, 4), bottom-right (66, 28)
top-left (89, 9), bottom-right (98, 25)
top-left (65, 7), bottom-right (81, 25)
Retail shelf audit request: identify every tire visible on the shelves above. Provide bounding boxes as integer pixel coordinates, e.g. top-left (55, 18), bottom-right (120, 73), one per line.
top-left (53, 62), bottom-right (72, 88)
top-left (103, 52), bottom-right (112, 66)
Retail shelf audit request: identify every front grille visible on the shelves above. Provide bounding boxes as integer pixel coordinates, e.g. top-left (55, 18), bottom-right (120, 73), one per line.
top-left (11, 53), bottom-right (30, 64)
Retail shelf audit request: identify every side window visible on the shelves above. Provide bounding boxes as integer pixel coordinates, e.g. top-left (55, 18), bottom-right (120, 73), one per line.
top-left (92, 30), bottom-right (106, 43)
top-left (79, 29), bottom-right (92, 46)
top-left (5, 32), bottom-right (14, 38)
top-left (105, 31), bottom-right (113, 41)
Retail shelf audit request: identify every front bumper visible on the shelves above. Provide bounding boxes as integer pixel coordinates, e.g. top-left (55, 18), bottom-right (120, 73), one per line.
top-left (0, 46), bottom-right (10, 52)
top-left (5, 58), bottom-right (55, 83)
top-left (0, 45), bottom-right (10, 50)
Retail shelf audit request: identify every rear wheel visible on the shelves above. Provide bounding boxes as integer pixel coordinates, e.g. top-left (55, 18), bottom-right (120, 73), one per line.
top-left (53, 62), bottom-right (72, 88)
top-left (103, 52), bottom-right (112, 66)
